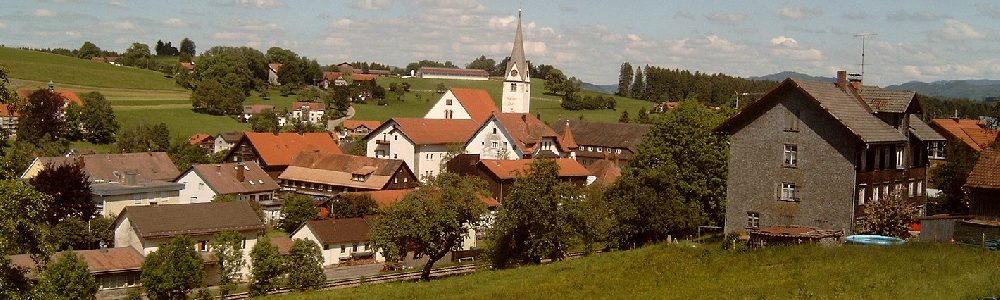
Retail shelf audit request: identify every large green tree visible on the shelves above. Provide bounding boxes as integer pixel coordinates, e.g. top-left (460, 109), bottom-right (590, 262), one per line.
top-left (17, 88), bottom-right (66, 143)
top-left (116, 121), bottom-right (170, 153)
top-left (38, 249), bottom-right (97, 300)
top-left (0, 181), bottom-right (52, 299)
top-left (212, 230), bottom-right (245, 297)
top-left (81, 92), bottom-right (119, 144)
top-left (466, 55), bottom-right (497, 75)
top-left (371, 173), bottom-right (487, 281)
top-left (248, 236), bottom-right (283, 297)
top-left (248, 109), bottom-right (280, 133)
top-left (49, 217), bottom-right (92, 251)
top-left (617, 62), bottom-right (634, 97)
top-left (140, 235), bottom-right (204, 300)
top-left (29, 162), bottom-right (94, 225)
top-left (62, 102), bottom-right (85, 141)
top-left (284, 239), bottom-right (324, 291)
top-left (487, 159), bottom-right (579, 268)
top-left (196, 46), bottom-right (268, 95)
top-left (179, 38), bottom-right (196, 56)
top-left (278, 193), bottom-right (319, 233)
top-left (929, 141), bottom-right (978, 215)
top-left (77, 42), bottom-right (102, 60)
top-left (630, 66), bottom-right (645, 100)
top-left (120, 42), bottom-right (156, 70)
top-left (329, 194), bottom-right (378, 219)
top-left (191, 79), bottom-right (245, 115)
top-left (544, 68), bottom-right (568, 95)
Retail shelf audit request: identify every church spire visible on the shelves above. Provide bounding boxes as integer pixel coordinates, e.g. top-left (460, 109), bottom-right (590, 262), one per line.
top-left (506, 9), bottom-right (528, 82)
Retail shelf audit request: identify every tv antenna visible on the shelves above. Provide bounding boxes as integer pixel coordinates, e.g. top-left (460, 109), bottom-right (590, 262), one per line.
top-left (854, 32), bottom-right (877, 81)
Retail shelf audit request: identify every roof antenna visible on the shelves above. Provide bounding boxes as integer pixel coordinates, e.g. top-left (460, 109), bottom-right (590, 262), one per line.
top-left (854, 32), bottom-right (877, 82)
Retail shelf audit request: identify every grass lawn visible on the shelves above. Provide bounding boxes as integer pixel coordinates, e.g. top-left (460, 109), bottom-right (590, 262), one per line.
top-left (263, 242), bottom-right (1000, 299)
top-left (114, 107), bottom-right (249, 140)
top-left (0, 47), bottom-right (185, 90)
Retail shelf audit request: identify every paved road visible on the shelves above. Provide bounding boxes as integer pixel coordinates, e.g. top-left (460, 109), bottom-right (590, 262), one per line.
top-left (324, 262), bottom-right (383, 280)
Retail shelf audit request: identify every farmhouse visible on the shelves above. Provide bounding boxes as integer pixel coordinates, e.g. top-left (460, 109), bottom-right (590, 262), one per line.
top-left (188, 133), bottom-right (215, 153)
top-left (552, 119), bottom-right (651, 168)
top-left (321, 71), bottom-right (347, 88)
top-left (424, 88), bottom-right (499, 123)
top-left (467, 113), bottom-right (577, 160)
top-left (290, 217), bottom-right (382, 266)
top-left (471, 158), bottom-right (592, 203)
top-left (418, 67), bottom-right (489, 80)
top-left (278, 151), bottom-right (418, 196)
top-left (339, 119), bottom-right (382, 140)
top-left (224, 132), bottom-right (341, 179)
top-left (175, 161), bottom-right (279, 203)
top-left (365, 118), bottom-right (480, 181)
top-left (290, 101), bottom-right (325, 124)
top-left (214, 131), bottom-right (245, 154)
top-left (242, 104), bottom-right (275, 122)
top-left (715, 71), bottom-right (945, 234)
top-left (9, 247), bottom-right (144, 295)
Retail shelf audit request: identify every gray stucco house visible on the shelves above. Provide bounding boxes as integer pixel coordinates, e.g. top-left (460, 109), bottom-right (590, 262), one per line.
top-left (714, 71), bottom-right (944, 234)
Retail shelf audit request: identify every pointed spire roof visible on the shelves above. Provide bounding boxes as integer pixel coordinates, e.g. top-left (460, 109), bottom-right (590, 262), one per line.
top-left (506, 10), bottom-right (529, 82)
top-left (560, 121), bottom-right (578, 149)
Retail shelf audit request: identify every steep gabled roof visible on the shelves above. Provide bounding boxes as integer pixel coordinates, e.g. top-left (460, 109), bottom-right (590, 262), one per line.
top-left (352, 74), bottom-right (377, 81)
top-left (450, 88), bottom-right (500, 123)
top-left (189, 134), bottom-right (213, 145)
top-left (323, 72), bottom-right (343, 81)
top-left (268, 63), bottom-right (282, 71)
top-left (587, 159), bottom-right (621, 185)
top-left (930, 118), bottom-right (999, 152)
top-left (496, 113), bottom-right (574, 153)
top-left (217, 131), bottom-right (245, 143)
top-left (292, 102), bottom-right (326, 111)
top-left (9, 247), bottom-right (144, 278)
top-left (387, 118), bottom-right (480, 145)
top-left (279, 151), bottom-right (409, 190)
top-left (30, 152), bottom-right (180, 182)
top-left (715, 78), bottom-right (907, 144)
top-left (16, 89), bottom-right (83, 107)
top-left (908, 115), bottom-right (946, 142)
top-left (343, 120), bottom-right (382, 131)
top-left (0, 103), bottom-right (19, 117)
top-left (505, 10), bottom-right (529, 82)
top-left (242, 132), bottom-right (341, 167)
top-left (478, 158), bottom-right (591, 180)
top-left (966, 147), bottom-right (1000, 189)
top-left (186, 161), bottom-right (279, 195)
top-left (115, 201), bottom-right (264, 239)
top-left (553, 119), bottom-right (650, 152)
top-left (303, 217), bottom-right (373, 245)
top-left (857, 87), bottom-right (916, 114)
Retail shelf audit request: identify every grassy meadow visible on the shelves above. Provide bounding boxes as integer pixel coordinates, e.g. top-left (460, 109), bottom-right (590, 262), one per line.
top-left (265, 242), bottom-right (1000, 299)
top-left (0, 46), bottom-right (185, 90)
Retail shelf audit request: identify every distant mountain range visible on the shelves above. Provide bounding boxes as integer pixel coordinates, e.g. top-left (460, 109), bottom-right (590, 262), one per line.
top-left (580, 82), bottom-right (618, 94)
top-left (752, 71), bottom-right (1000, 101)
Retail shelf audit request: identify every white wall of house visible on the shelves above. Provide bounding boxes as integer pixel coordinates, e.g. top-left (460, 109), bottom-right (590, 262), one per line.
top-left (99, 191), bottom-right (181, 218)
top-left (290, 225), bottom-right (382, 266)
top-left (415, 144), bottom-right (449, 182)
top-left (367, 127), bottom-right (416, 173)
top-left (466, 119), bottom-right (520, 160)
top-left (424, 90), bottom-right (473, 120)
top-left (291, 110), bottom-right (325, 124)
top-left (215, 136), bottom-right (236, 154)
top-left (176, 172), bottom-right (217, 204)
top-left (114, 217), bottom-right (145, 255)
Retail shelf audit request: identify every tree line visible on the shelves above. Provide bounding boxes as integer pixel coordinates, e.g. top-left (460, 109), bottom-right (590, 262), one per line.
top-left (617, 62), bottom-right (778, 107)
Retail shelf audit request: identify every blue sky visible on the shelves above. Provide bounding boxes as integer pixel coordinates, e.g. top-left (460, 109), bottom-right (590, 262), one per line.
top-left (3, 0), bottom-right (1000, 87)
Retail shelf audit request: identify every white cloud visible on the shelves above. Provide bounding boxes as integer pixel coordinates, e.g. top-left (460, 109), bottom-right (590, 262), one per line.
top-left (410, 0), bottom-right (489, 16)
top-left (218, 20), bottom-right (285, 32)
top-left (162, 18), bottom-right (188, 27)
top-left (30, 9), bottom-right (58, 17)
top-left (775, 6), bottom-right (822, 20)
top-left (108, 1), bottom-right (127, 8)
top-left (930, 19), bottom-right (986, 41)
top-left (109, 20), bottom-right (140, 32)
top-left (234, 0), bottom-right (287, 9)
top-left (65, 31), bottom-right (81, 37)
top-left (705, 13), bottom-right (744, 26)
top-left (770, 36), bottom-right (798, 47)
top-left (351, 0), bottom-right (392, 11)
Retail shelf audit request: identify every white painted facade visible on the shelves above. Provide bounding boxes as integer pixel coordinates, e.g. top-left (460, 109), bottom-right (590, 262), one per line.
top-left (465, 118), bottom-right (520, 160)
top-left (291, 226), bottom-right (384, 266)
top-left (367, 126), bottom-right (415, 174)
top-left (501, 67), bottom-right (530, 114)
top-left (113, 218), bottom-right (260, 280)
top-left (175, 171), bottom-right (216, 204)
top-left (424, 90), bottom-right (473, 120)
top-left (291, 108), bottom-right (325, 124)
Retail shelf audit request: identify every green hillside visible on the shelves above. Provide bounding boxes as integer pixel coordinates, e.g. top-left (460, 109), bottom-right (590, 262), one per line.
top-left (266, 242), bottom-right (1000, 299)
top-left (0, 47), bottom-right (186, 91)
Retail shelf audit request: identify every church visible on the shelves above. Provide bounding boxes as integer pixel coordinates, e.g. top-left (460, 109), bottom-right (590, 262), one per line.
top-left (501, 10), bottom-right (531, 114)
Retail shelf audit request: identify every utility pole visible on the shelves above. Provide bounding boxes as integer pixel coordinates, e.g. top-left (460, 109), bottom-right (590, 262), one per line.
top-left (854, 32), bottom-right (877, 81)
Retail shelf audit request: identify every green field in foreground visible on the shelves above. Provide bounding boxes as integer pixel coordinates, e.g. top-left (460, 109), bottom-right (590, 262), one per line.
top-left (265, 242), bottom-right (1000, 299)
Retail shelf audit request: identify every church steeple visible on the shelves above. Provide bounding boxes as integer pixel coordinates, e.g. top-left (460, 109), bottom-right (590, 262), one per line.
top-left (502, 9), bottom-right (531, 114)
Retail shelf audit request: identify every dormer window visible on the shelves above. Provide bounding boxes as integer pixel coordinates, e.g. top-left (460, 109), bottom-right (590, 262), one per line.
top-left (352, 174), bottom-right (367, 181)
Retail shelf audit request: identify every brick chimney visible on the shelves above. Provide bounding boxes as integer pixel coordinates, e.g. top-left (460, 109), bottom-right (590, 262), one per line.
top-left (236, 162), bottom-right (245, 182)
top-left (836, 71), bottom-right (848, 90)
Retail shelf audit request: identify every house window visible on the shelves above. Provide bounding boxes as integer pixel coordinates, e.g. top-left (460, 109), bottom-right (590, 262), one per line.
top-left (364, 243), bottom-right (369, 251)
top-left (616, 148), bottom-right (622, 154)
top-left (873, 184), bottom-right (881, 202)
top-left (928, 141), bottom-right (946, 159)
top-left (446, 99), bottom-right (453, 105)
top-left (493, 128), bottom-right (498, 134)
top-left (779, 183), bottom-right (797, 201)
top-left (393, 153), bottom-right (398, 159)
top-left (491, 141), bottom-right (499, 148)
top-left (375, 150), bottom-right (386, 157)
top-left (197, 240), bottom-right (209, 252)
top-left (747, 212), bottom-right (760, 229)
top-left (198, 183), bottom-right (205, 190)
top-left (917, 180), bottom-right (924, 196)
top-left (352, 174), bottom-right (367, 181)
top-left (858, 184), bottom-right (867, 205)
top-left (352, 243), bottom-right (358, 253)
top-left (895, 147), bottom-right (904, 169)
top-left (394, 135), bottom-right (398, 141)
top-left (341, 245), bottom-right (346, 253)
top-left (908, 179), bottom-right (916, 197)
top-left (783, 144), bottom-right (798, 167)
top-left (510, 83), bottom-right (516, 92)
top-left (785, 109), bottom-right (800, 132)
top-left (426, 153), bottom-right (433, 160)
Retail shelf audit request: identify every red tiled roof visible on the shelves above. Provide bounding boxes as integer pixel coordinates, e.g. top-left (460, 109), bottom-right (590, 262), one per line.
top-left (450, 88), bottom-right (499, 123)
top-left (33, 152), bottom-right (180, 182)
top-left (966, 147), bottom-right (1000, 189)
top-left (303, 217), bottom-right (373, 244)
top-left (17, 89), bottom-right (83, 107)
top-left (930, 118), bottom-right (999, 153)
top-left (268, 63), bottom-right (282, 71)
top-left (279, 152), bottom-right (409, 190)
top-left (343, 120), bottom-right (382, 131)
top-left (478, 158), bottom-right (591, 180)
top-left (323, 72), bottom-right (342, 80)
top-left (270, 237), bottom-right (294, 254)
top-left (180, 62), bottom-right (194, 71)
top-left (0, 103), bottom-right (19, 117)
top-left (189, 133), bottom-right (213, 145)
top-left (392, 118), bottom-right (480, 145)
top-left (352, 74), bottom-right (377, 81)
top-left (9, 247), bottom-right (144, 278)
top-left (243, 132), bottom-right (341, 167)
top-left (243, 104), bottom-right (274, 114)
top-left (496, 113), bottom-right (573, 153)
top-left (587, 159), bottom-right (621, 185)
top-left (292, 102), bottom-right (326, 111)
top-left (188, 161), bottom-right (280, 195)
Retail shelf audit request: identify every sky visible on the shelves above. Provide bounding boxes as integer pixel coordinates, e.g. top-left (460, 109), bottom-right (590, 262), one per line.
top-left (3, 0), bottom-right (1000, 87)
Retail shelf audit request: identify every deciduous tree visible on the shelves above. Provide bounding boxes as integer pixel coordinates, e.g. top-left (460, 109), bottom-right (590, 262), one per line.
top-left (466, 55), bottom-right (497, 75)
top-left (486, 160), bottom-right (579, 268)
top-left (140, 235), bottom-right (204, 300)
top-left (81, 92), bottom-right (119, 144)
top-left (191, 79), bottom-right (245, 115)
top-left (49, 217), bottom-right (92, 251)
top-left (212, 230), bottom-right (245, 297)
top-left (544, 68), bottom-right (567, 95)
top-left (77, 42), bottom-right (102, 60)
top-left (285, 239), bottom-right (324, 291)
top-left (17, 88), bottom-right (66, 143)
top-left (0, 180), bottom-right (52, 298)
top-left (30, 162), bottom-right (94, 225)
top-left (278, 193), bottom-right (319, 233)
top-left (249, 236), bottom-right (283, 297)
top-left (329, 194), bottom-right (378, 219)
top-left (120, 42), bottom-right (156, 70)
top-left (371, 173), bottom-right (487, 280)
top-left (861, 190), bottom-right (919, 238)
top-left (179, 38), bottom-right (196, 56)
top-left (38, 249), bottom-right (97, 300)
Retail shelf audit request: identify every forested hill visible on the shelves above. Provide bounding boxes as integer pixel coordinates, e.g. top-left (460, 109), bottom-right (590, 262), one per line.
top-left (749, 71), bottom-right (835, 83)
top-left (616, 62), bottom-right (777, 107)
top-left (886, 80), bottom-right (1000, 101)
